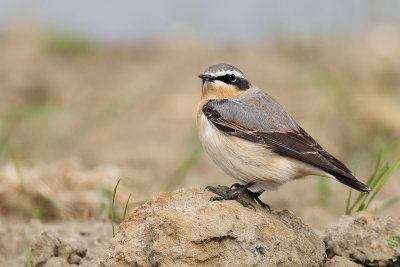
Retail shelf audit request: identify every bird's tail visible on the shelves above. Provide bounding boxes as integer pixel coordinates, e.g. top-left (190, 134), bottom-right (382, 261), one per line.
top-left (333, 173), bottom-right (370, 193)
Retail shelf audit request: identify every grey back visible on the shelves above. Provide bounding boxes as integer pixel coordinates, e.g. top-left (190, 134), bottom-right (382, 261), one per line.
top-left (209, 88), bottom-right (298, 132)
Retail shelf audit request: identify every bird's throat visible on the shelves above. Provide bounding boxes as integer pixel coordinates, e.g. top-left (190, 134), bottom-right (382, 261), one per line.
top-left (201, 82), bottom-right (252, 101)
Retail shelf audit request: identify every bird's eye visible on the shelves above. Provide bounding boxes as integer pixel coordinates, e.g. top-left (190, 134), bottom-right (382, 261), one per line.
top-left (229, 74), bottom-right (236, 82)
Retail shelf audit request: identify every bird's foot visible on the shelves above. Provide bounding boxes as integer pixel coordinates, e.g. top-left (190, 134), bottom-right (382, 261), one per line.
top-left (249, 191), bottom-right (271, 213)
top-left (205, 184), bottom-right (256, 211)
top-left (228, 183), bottom-right (271, 213)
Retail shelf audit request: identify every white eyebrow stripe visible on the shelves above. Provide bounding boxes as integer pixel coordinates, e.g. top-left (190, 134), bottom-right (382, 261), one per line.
top-left (204, 70), bottom-right (244, 79)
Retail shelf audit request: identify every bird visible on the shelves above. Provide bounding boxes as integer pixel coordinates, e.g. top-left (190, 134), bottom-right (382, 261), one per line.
top-left (196, 63), bottom-right (370, 211)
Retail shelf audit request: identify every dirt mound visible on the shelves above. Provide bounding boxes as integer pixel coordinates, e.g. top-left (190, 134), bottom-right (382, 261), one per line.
top-left (101, 187), bottom-right (326, 266)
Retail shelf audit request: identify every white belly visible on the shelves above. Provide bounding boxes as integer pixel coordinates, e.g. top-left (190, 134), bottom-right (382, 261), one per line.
top-left (197, 114), bottom-right (331, 191)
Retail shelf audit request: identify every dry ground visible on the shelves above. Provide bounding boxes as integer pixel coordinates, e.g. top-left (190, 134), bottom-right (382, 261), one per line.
top-left (0, 26), bottom-right (399, 265)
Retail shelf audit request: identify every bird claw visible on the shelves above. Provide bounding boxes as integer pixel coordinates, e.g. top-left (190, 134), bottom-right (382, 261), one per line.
top-left (205, 184), bottom-right (267, 212)
top-left (256, 200), bottom-right (271, 213)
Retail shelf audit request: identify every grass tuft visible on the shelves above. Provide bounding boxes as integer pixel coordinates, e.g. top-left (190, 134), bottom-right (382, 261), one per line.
top-left (97, 179), bottom-right (132, 237)
top-left (346, 152), bottom-right (400, 215)
top-left (364, 158), bottom-right (400, 210)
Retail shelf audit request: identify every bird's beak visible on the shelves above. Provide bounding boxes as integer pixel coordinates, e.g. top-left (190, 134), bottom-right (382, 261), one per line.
top-left (198, 74), bottom-right (215, 81)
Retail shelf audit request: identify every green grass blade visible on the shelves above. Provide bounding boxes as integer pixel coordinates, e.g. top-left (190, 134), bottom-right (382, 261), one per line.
top-left (365, 158), bottom-right (400, 210)
top-left (40, 197), bottom-right (64, 210)
top-left (122, 193), bottom-right (131, 221)
top-left (345, 189), bottom-right (352, 215)
top-left (348, 152), bottom-right (383, 213)
top-left (356, 202), bottom-right (365, 212)
top-left (369, 162), bottom-right (389, 192)
top-left (366, 150), bottom-right (383, 187)
top-left (348, 192), bottom-right (364, 213)
top-left (111, 179), bottom-right (121, 237)
top-left (22, 227), bottom-right (32, 267)
top-left (47, 198), bottom-right (64, 210)
top-left (356, 164), bottom-right (389, 212)
top-left (355, 162), bottom-right (389, 212)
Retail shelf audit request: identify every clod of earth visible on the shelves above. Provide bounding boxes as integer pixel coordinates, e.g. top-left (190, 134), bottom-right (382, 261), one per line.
top-left (100, 187), bottom-right (326, 266)
top-left (324, 211), bottom-right (400, 266)
top-left (0, 220), bottom-right (111, 267)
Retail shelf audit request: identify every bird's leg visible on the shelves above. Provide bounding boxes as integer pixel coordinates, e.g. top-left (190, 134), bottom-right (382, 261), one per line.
top-left (205, 182), bottom-right (259, 211)
top-left (228, 183), bottom-right (271, 213)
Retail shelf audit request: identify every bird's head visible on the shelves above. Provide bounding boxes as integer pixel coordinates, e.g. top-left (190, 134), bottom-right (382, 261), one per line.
top-left (198, 63), bottom-right (252, 100)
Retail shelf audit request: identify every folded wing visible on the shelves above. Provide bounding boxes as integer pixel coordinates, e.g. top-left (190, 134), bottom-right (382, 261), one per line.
top-left (202, 90), bottom-right (370, 193)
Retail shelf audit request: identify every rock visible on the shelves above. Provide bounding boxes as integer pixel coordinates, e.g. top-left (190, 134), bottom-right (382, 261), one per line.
top-left (324, 256), bottom-right (361, 267)
top-left (101, 187), bottom-right (326, 266)
top-left (324, 211), bottom-right (400, 266)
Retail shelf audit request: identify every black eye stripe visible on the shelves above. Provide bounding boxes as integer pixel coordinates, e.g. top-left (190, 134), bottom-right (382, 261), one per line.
top-left (215, 74), bottom-right (233, 84)
top-left (215, 74), bottom-right (250, 90)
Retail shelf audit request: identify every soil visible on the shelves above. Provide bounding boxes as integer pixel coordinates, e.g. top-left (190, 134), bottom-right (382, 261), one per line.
top-left (0, 220), bottom-right (111, 266)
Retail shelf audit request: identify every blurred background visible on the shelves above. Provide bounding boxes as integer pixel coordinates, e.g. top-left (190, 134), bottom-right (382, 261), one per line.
top-left (0, 0), bottom-right (399, 229)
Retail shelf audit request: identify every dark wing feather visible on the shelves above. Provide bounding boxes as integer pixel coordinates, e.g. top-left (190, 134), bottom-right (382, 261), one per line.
top-left (202, 100), bottom-right (370, 193)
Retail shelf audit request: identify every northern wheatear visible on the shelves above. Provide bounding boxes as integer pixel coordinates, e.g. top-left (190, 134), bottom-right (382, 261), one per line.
top-left (197, 63), bottom-right (369, 211)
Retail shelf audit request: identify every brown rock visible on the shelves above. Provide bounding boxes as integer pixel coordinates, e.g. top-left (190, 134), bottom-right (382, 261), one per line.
top-left (101, 187), bottom-right (326, 266)
top-left (324, 211), bottom-right (400, 266)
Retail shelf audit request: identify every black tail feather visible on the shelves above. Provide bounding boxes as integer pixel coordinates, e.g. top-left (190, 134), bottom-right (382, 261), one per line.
top-left (332, 173), bottom-right (370, 193)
